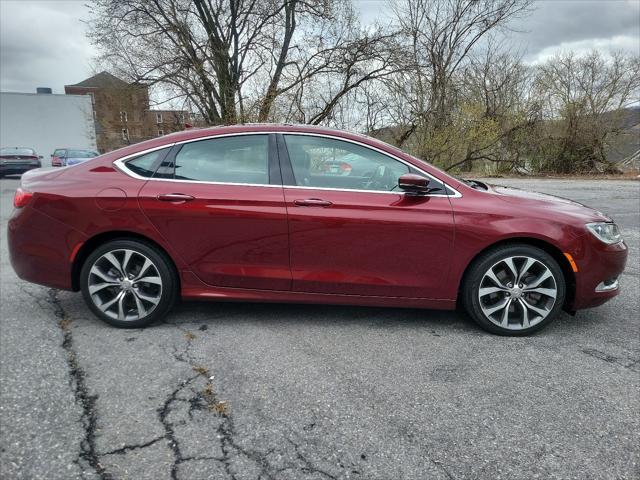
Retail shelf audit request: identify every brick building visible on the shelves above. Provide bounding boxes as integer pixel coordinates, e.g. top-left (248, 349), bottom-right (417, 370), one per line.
top-left (65, 72), bottom-right (189, 153)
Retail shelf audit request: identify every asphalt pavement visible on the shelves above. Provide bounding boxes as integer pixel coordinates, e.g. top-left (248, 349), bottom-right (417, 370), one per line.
top-left (1, 176), bottom-right (638, 480)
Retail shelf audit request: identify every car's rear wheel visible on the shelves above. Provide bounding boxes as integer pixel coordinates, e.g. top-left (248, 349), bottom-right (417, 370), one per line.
top-left (462, 244), bottom-right (566, 335)
top-left (80, 239), bottom-right (177, 328)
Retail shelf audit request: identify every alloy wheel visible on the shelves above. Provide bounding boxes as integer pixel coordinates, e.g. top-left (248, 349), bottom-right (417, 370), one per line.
top-left (87, 249), bottom-right (163, 321)
top-left (478, 255), bottom-right (557, 331)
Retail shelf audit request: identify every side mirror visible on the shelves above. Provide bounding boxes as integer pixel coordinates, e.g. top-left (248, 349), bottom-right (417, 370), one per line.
top-left (38, 155), bottom-right (43, 160)
top-left (398, 173), bottom-right (432, 195)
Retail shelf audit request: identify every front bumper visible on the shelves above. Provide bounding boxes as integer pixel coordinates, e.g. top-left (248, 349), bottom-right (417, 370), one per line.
top-left (571, 235), bottom-right (628, 310)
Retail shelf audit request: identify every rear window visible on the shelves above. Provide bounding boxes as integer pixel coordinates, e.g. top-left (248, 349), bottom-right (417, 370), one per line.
top-left (1, 148), bottom-right (35, 156)
top-left (67, 150), bottom-right (98, 158)
top-left (123, 148), bottom-right (170, 178)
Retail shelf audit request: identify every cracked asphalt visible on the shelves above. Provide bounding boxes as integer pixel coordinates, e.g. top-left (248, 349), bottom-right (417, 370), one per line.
top-left (1, 176), bottom-right (638, 480)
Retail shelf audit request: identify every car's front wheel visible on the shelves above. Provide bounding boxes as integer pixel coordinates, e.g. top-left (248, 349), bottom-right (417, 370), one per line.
top-left (80, 239), bottom-right (178, 328)
top-left (462, 244), bottom-right (566, 335)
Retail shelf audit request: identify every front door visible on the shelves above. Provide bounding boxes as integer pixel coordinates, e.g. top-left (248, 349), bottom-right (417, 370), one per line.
top-left (278, 133), bottom-right (455, 299)
top-left (138, 134), bottom-right (291, 290)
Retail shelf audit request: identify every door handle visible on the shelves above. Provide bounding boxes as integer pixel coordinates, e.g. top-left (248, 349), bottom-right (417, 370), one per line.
top-left (294, 198), bottom-right (333, 207)
top-left (157, 193), bottom-right (195, 203)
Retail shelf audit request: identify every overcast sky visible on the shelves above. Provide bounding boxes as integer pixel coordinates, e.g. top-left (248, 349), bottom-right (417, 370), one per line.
top-left (1, 0), bottom-right (638, 95)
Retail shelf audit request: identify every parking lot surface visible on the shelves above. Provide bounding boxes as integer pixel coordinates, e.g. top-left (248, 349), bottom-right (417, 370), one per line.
top-left (1, 176), bottom-right (638, 480)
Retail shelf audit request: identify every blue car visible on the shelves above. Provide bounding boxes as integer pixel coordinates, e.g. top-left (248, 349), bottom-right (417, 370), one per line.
top-left (52, 148), bottom-right (99, 167)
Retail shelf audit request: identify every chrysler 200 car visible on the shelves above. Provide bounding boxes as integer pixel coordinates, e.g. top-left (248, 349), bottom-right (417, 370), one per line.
top-left (7, 124), bottom-right (627, 335)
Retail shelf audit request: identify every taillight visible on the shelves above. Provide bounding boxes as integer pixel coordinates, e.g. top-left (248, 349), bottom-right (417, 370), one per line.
top-left (13, 188), bottom-right (33, 208)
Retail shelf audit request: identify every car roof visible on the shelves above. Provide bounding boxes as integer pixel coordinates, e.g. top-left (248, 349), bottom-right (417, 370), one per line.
top-left (106, 123), bottom-right (416, 163)
top-left (100, 124), bottom-right (381, 160)
top-left (158, 123), bottom-right (391, 154)
top-left (164, 123), bottom-right (367, 141)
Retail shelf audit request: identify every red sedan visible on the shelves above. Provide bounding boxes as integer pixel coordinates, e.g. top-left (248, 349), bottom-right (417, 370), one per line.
top-left (7, 125), bottom-right (627, 335)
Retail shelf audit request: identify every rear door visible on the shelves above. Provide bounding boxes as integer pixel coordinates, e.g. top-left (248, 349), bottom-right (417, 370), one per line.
top-left (136, 134), bottom-right (291, 290)
top-left (278, 133), bottom-right (455, 299)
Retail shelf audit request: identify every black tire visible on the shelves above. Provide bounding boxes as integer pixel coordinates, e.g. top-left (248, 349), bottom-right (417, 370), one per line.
top-left (461, 244), bottom-right (566, 336)
top-left (80, 239), bottom-right (178, 328)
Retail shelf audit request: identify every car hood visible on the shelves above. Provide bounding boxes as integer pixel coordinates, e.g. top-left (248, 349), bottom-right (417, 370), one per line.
top-left (488, 183), bottom-right (611, 223)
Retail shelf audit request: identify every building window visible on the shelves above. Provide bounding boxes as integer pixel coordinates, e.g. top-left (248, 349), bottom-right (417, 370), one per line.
top-left (156, 113), bottom-right (163, 124)
top-left (122, 128), bottom-right (129, 140)
top-left (157, 129), bottom-right (164, 136)
top-left (120, 111), bottom-right (128, 122)
top-left (178, 113), bottom-right (185, 124)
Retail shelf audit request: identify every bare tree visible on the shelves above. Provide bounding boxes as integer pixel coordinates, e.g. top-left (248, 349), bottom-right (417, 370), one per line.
top-left (389, 0), bottom-right (533, 152)
top-left (441, 40), bottom-right (540, 172)
top-left (535, 50), bottom-right (640, 172)
top-left (88, 0), bottom-right (397, 126)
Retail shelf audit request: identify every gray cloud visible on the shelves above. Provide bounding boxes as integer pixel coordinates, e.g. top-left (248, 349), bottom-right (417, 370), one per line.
top-left (1, 0), bottom-right (638, 94)
top-left (0, 0), bottom-right (96, 94)
top-left (508, 0), bottom-right (640, 61)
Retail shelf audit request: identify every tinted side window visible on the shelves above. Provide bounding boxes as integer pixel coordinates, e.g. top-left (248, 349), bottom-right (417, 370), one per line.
top-left (124, 148), bottom-right (169, 178)
top-left (283, 135), bottom-right (414, 192)
top-left (174, 135), bottom-right (268, 184)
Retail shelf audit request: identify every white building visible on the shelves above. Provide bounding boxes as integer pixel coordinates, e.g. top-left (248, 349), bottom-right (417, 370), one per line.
top-left (0, 91), bottom-right (97, 167)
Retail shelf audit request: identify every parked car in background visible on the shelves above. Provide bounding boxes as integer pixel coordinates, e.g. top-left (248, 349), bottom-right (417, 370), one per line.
top-left (0, 147), bottom-right (42, 177)
top-left (7, 124), bottom-right (628, 335)
top-left (51, 148), bottom-right (99, 167)
top-left (318, 153), bottom-right (369, 176)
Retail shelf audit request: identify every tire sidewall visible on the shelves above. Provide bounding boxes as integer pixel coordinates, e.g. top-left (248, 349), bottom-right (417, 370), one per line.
top-left (80, 239), bottom-right (177, 328)
top-left (463, 245), bottom-right (566, 336)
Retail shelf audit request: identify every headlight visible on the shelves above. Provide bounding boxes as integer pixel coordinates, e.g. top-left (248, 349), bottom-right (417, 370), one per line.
top-left (586, 222), bottom-right (622, 244)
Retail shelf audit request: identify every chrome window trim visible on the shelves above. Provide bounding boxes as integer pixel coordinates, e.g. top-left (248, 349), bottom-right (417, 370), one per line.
top-left (113, 143), bottom-right (177, 179)
top-left (113, 131), bottom-right (462, 198)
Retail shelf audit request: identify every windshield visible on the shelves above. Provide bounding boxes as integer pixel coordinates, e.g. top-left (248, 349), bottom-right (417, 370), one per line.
top-left (1, 148), bottom-right (35, 156)
top-left (67, 150), bottom-right (98, 158)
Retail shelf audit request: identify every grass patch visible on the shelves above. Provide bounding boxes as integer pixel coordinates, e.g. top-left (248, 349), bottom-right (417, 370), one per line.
top-left (192, 366), bottom-right (209, 376)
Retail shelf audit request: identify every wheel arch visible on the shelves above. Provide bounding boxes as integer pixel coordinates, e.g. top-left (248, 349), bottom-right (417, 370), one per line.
top-left (71, 230), bottom-right (180, 292)
top-left (456, 237), bottom-right (576, 311)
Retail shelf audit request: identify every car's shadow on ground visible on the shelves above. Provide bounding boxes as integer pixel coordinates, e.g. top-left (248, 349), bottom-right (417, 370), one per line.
top-left (161, 300), bottom-right (485, 335)
top-left (60, 289), bottom-right (590, 338)
top-left (156, 299), bottom-right (593, 338)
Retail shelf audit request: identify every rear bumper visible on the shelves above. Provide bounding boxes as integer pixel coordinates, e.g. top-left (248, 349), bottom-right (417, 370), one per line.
top-left (8, 205), bottom-right (86, 290)
top-left (571, 236), bottom-right (628, 310)
top-left (0, 162), bottom-right (41, 175)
